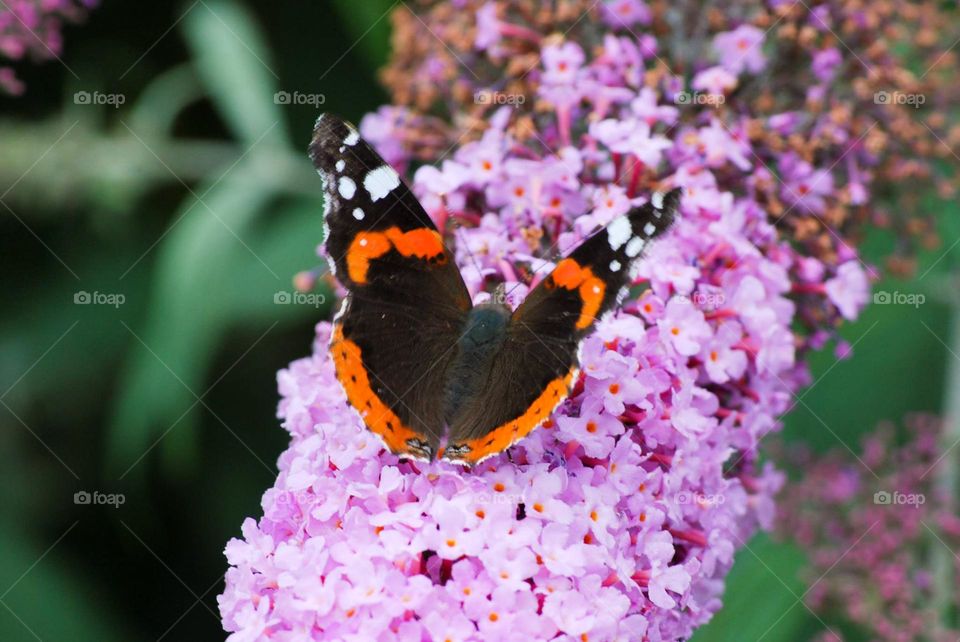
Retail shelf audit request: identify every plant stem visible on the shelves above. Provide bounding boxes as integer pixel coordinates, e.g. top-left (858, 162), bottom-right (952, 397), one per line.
top-left (933, 279), bottom-right (960, 629)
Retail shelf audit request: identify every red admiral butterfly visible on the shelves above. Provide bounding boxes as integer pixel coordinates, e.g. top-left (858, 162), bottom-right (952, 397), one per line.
top-left (310, 114), bottom-right (679, 466)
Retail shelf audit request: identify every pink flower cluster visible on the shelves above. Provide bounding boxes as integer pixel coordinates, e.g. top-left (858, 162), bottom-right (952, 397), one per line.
top-left (220, 5), bottom-right (876, 641)
top-left (778, 415), bottom-right (960, 641)
top-left (0, 0), bottom-right (96, 94)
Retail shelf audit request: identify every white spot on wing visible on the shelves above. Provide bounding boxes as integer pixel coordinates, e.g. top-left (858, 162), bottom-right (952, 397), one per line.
top-left (344, 129), bottom-right (360, 146)
top-left (334, 296), bottom-right (349, 323)
top-left (352, 208), bottom-right (365, 220)
top-left (336, 160), bottom-right (345, 172)
top-left (364, 165), bottom-right (401, 202)
top-left (643, 222), bottom-right (657, 236)
top-left (651, 191), bottom-right (664, 209)
top-left (625, 237), bottom-right (645, 257)
top-left (609, 260), bottom-right (621, 272)
top-left (606, 216), bottom-right (632, 250)
top-left (338, 176), bottom-right (356, 199)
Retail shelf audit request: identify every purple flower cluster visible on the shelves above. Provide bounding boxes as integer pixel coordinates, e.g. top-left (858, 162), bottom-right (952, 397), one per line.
top-left (778, 414), bottom-right (960, 641)
top-left (219, 3), bottom-right (881, 640)
top-left (0, 0), bottom-right (96, 94)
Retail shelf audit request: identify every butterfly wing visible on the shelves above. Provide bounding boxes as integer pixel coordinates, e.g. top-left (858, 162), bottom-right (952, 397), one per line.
top-left (311, 114), bottom-right (472, 461)
top-left (441, 189), bottom-right (681, 464)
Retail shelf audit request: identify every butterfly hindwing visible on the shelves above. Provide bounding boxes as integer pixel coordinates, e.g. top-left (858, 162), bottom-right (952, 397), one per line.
top-left (312, 114), bottom-right (472, 460)
top-left (441, 190), bottom-right (681, 464)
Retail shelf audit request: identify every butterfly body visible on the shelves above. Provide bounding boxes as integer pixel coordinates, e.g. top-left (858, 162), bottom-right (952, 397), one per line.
top-left (311, 114), bottom-right (680, 466)
top-left (443, 303), bottom-right (511, 423)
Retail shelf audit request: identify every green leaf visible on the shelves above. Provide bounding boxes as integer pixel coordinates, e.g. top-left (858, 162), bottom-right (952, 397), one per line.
top-left (105, 163), bottom-right (326, 480)
top-left (784, 283), bottom-right (950, 452)
top-left (181, 0), bottom-right (289, 147)
top-left (692, 534), bottom-right (819, 642)
top-left (0, 524), bottom-right (138, 642)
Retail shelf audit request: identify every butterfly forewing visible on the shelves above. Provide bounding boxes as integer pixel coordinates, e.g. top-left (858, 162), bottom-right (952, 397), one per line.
top-left (311, 114), bottom-right (472, 460)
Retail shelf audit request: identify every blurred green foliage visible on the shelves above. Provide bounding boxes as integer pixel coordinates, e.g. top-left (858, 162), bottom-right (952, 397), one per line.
top-left (0, 1), bottom-right (956, 640)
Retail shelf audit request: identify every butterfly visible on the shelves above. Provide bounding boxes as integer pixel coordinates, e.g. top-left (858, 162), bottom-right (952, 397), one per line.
top-left (310, 114), bottom-right (680, 466)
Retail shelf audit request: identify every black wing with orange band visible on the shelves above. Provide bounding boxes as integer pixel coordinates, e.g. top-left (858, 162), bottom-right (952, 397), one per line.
top-left (311, 114), bottom-right (472, 461)
top-left (441, 189), bottom-right (681, 465)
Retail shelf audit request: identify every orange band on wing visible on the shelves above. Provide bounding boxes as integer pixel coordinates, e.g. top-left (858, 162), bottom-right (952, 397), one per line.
top-left (331, 323), bottom-right (425, 454)
top-left (447, 370), bottom-right (575, 465)
top-left (549, 258), bottom-right (606, 329)
top-left (346, 232), bottom-right (392, 283)
top-left (345, 226), bottom-right (445, 284)
top-left (384, 227), bottom-right (445, 260)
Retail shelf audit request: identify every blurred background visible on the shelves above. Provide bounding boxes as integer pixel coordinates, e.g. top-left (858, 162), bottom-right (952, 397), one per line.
top-left (0, 1), bottom-right (956, 640)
